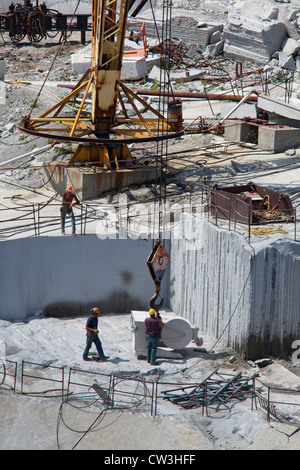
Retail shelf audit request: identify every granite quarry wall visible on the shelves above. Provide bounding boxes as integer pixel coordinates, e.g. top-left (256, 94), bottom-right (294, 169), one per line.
top-left (169, 214), bottom-right (300, 360)
top-left (0, 235), bottom-right (170, 321)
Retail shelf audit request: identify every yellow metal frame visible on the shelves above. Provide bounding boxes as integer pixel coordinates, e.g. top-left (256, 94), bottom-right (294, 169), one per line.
top-left (19, 0), bottom-right (182, 166)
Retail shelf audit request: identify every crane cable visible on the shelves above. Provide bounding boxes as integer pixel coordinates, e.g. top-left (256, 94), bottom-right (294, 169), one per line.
top-left (153, 0), bottom-right (173, 243)
top-left (27, 0), bottom-right (82, 119)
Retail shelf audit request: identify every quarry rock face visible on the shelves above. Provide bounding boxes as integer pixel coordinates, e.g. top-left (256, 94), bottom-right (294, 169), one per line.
top-left (170, 214), bottom-right (300, 360)
top-left (221, 0), bottom-right (300, 67)
top-left (223, 16), bottom-right (289, 64)
top-left (261, 22), bottom-right (288, 59)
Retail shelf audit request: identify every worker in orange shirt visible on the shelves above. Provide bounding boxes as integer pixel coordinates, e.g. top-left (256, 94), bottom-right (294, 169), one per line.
top-left (60, 186), bottom-right (80, 235)
top-left (83, 307), bottom-right (109, 361)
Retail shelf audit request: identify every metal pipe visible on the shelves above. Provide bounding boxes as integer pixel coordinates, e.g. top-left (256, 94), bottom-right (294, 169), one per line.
top-left (132, 89), bottom-right (258, 102)
top-left (0, 143), bottom-right (56, 167)
top-left (57, 83), bottom-right (258, 102)
top-left (219, 90), bottom-right (256, 123)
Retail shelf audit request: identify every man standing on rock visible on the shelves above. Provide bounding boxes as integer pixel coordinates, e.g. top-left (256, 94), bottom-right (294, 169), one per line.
top-left (145, 308), bottom-right (164, 365)
top-left (60, 186), bottom-right (80, 235)
top-left (83, 307), bottom-right (109, 361)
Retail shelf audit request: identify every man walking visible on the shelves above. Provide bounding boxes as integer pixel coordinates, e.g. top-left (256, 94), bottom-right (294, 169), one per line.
top-left (83, 307), bottom-right (109, 361)
top-left (60, 186), bottom-right (80, 235)
top-left (144, 308), bottom-right (163, 366)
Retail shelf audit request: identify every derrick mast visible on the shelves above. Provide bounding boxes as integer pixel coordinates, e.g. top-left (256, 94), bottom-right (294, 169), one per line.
top-left (91, 0), bottom-right (129, 136)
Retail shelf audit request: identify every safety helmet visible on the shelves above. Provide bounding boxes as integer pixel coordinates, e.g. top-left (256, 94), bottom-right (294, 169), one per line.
top-left (66, 186), bottom-right (73, 192)
top-left (149, 308), bottom-right (156, 316)
top-left (92, 307), bottom-right (100, 314)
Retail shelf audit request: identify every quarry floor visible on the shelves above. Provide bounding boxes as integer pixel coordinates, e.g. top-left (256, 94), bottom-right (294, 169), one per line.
top-left (2, 313), bottom-right (300, 451)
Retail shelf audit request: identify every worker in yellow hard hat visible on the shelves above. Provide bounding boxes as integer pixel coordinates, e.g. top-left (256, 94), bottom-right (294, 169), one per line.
top-left (144, 308), bottom-right (164, 366)
top-left (60, 186), bottom-right (80, 235)
top-left (83, 307), bottom-right (109, 361)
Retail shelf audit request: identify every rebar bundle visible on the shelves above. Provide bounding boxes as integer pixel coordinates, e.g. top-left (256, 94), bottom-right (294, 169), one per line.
top-left (162, 370), bottom-right (253, 411)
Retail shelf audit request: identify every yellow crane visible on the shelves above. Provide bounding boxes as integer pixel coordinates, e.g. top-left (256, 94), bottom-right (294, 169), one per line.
top-left (18, 0), bottom-right (182, 170)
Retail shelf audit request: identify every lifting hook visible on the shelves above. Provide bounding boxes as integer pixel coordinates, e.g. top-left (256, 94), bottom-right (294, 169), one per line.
top-left (147, 236), bottom-right (169, 312)
top-left (149, 280), bottom-right (164, 312)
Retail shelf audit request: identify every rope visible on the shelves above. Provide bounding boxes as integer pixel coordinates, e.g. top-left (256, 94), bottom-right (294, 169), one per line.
top-left (246, 226), bottom-right (288, 236)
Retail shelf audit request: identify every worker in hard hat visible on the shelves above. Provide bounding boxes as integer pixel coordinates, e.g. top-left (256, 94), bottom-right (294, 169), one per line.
top-left (60, 186), bottom-right (80, 235)
top-left (83, 307), bottom-right (109, 361)
top-left (144, 308), bottom-right (164, 366)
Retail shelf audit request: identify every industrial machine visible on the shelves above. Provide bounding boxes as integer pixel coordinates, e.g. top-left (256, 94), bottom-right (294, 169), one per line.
top-left (18, 0), bottom-right (183, 172)
top-left (211, 182), bottom-right (295, 225)
top-left (0, 0), bottom-right (90, 44)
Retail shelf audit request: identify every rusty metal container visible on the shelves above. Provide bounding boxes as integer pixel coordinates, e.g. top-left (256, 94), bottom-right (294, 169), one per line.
top-left (210, 182), bottom-right (295, 225)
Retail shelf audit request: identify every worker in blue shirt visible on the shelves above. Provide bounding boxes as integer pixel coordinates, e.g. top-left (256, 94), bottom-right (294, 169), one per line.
top-left (83, 307), bottom-right (109, 361)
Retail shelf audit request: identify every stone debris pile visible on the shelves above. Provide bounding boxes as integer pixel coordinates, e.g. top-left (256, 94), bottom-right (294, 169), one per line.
top-left (223, 0), bottom-right (300, 71)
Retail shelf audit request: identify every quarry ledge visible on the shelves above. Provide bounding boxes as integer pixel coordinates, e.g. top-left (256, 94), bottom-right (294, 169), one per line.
top-left (170, 215), bottom-right (300, 361)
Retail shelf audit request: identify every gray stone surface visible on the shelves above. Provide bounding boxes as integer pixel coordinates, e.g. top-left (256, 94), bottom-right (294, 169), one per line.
top-left (262, 22), bottom-right (287, 59)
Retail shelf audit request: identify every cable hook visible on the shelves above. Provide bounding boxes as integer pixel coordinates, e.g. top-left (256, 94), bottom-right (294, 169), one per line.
top-left (149, 286), bottom-right (164, 313)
